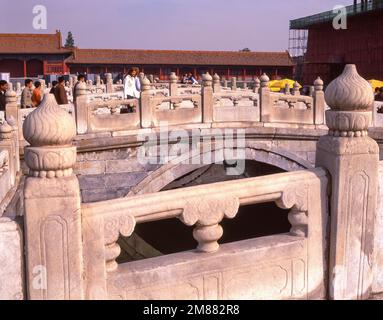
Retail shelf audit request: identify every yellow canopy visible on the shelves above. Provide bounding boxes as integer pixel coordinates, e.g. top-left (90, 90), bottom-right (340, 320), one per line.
top-left (369, 79), bottom-right (383, 91)
top-left (269, 79), bottom-right (302, 92)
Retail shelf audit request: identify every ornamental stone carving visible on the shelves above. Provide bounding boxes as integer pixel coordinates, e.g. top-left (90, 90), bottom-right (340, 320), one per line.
top-left (0, 121), bottom-right (12, 140)
top-left (5, 90), bottom-right (17, 104)
top-left (141, 77), bottom-right (151, 91)
top-left (260, 73), bottom-right (269, 88)
top-left (202, 73), bottom-right (213, 87)
top-left (23, 94), bottom-right (77, 178)
top-left (180, 195), bottom-right (239, 253)
top-left (169, 72), bottom-right (178, 84)
top-left (314, 77), bottom-right (324, 91)
top-left (324, 64), bottom-right (374, 137)
top-left (325, 64), bottom-right (374, 111)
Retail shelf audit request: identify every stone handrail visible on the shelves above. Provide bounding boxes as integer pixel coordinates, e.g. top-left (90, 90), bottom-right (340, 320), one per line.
top-left (72, 74), bottom-right (325, 135)
top-left (0, 120), bottom-right (20, 214)
top-left (81, 167), bottom-right (328, 299)
top-left (76, 95), bottom-right (140, 134)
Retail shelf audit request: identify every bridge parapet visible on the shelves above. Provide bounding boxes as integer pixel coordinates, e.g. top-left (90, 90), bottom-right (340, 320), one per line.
top-left (18, 65), bottom-right (383, 300)
top-left (71, 73), bottom-right (325, 136)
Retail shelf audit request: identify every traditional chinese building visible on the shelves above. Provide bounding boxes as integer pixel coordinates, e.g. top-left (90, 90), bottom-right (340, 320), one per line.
top-left (289, 0), bottom-right (383, 84)
top-left (0, 31), bottom-right (295, 81)
top-left (0, 31), bottom-right (72, 77)
top-left (66, 48), bottom-right (294, 81)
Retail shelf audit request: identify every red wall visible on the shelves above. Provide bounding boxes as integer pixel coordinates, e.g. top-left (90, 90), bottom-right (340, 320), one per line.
top-left (303, 11), bottom-right (383, 84)
top-left (0, 59), bottom-right (24, 77)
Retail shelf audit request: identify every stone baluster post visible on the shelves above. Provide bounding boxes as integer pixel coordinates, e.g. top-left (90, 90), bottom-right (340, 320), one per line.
top-left (253, 77), bottom-right (261, 93)
top-left (105, 73), bottom-right (113, 93)
top-left (309, 85), bottom-right (315, 97)
top-left (259, 73), bottom-right (271, 122)
top-left (243, 82), bottom-right (247, 90)
top-left (293, 82), bottom-right (300, 96)
top-left (313, 77), bottom-right (325, 125)
top-left (16, 82), bottom-right (21, 94)
top-left (284, 84), bottom-right (290, 95)
top-left (316, 64), bottom-right (379, 300)
top-left (223, 79), bottom-right (228, 89)
top-left (5, 90), bottom-right (18, 127)
top-left (23, 94), bottom-right (83, 300)
top-left (213, 73), bottom-right (221, 93)
top-left (231, 77), bottom-right (237, 91)
top-left (95, 75), bottom-right (101, 87)
top-left (148, 74), bottom-right (154, 83)
top-left (140, 77), bottom-right (153, 128)
top-left (69, 77), bottom-right (73, 89)
top-left (74, 82), bottom-right (89, 134)
top-left (202, 73), bottom-right (213, 124)
top-left (0, 121), bottom-right (17, 186)
top-left (169, 72), bottom-right (178, 96)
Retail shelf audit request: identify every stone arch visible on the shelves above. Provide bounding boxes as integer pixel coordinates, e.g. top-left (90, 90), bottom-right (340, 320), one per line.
top-left (127, 141), bottom-right (313, 196)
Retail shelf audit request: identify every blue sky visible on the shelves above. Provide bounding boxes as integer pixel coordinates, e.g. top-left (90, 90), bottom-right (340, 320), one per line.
top-left (0, 0), bottom-right (350, 51)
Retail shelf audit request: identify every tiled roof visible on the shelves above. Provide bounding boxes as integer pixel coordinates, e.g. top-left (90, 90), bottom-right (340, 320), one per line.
top-left (0, 31), bottom-right (72, 54)
top-left (67, 49), bottom-right (294, 67)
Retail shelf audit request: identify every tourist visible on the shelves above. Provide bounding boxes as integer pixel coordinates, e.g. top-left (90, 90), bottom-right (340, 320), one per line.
top-left (0, 80), bottom-right (8, 113)
top-left (49, 81), bottom-right (58, 94)
top-left (182, 74), bottom-right (189, 84)
top-left (134, 68), bottom-right (142, 93)
top-left (53, 76), bottom-right (68, 105)
top-left (72, 74), bottom-right (85, 102)
top-left (122, 68), bottom-right (140, 113)
top-left (31, 81), bottom-right (43, 107)
top-left (20, 79), bottom-right (34, 109)
top-left (188, 72), bottom-right (198, 85)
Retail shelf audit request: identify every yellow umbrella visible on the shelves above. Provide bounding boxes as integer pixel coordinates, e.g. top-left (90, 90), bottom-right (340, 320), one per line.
top-left (269, 79), bottom-right (302, 92)
top-left (369, 79), bottom-right (383, 91)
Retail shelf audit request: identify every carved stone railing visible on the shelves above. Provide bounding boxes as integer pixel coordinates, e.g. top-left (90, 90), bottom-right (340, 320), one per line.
top-left (147, 93), bottom-right (202, 127)
top-left (70, 73), bottom-right (325, 135)
top-left (85, 99), bottom-right (140, 133)
top-left (0, 120), bottom-right (20, 213)
top-left (81, 167), bottom-right (328, 299)
top-left (0, 149), bottom-right (11, 210)
top-left (213, 91), bottom-right (260, 123)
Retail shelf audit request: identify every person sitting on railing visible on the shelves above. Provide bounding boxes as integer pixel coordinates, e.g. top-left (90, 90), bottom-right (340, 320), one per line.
top-left (53, 76), bottom-right (68, 105)
top-left (72, 74), bottom-right (85, 102)
top-left (122, 68), bottom-right (140, 113)
top-left (188, 72), bottom-right (198, 85)
top-left (32, 81), bottom-right (43, 107)
top-left (0, 80), bottom-right (8, 114)
top-left (21, 79), bottom-right (33, 109)
top-left (181, 74), bottom-right (189, 84)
